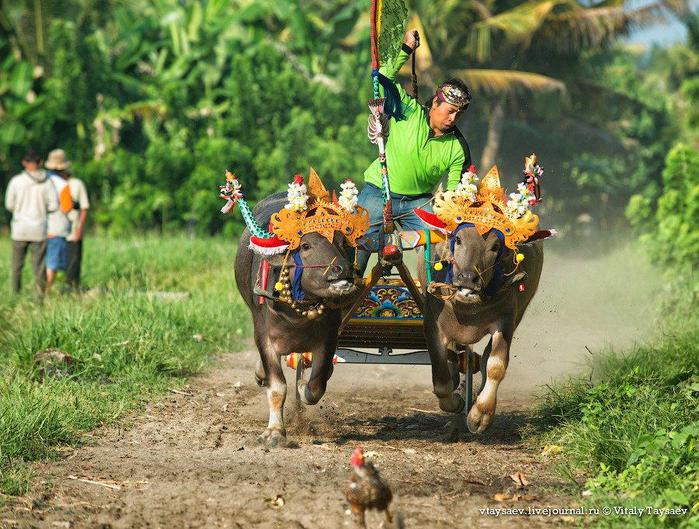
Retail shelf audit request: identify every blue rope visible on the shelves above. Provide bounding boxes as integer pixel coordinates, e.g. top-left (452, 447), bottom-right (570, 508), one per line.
top-left (372, 69), bottom-right (405, 121)
top-left (291, 250), bottom-right (304, 301)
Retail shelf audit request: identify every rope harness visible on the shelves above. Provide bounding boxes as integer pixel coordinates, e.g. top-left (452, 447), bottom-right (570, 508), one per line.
top-left (257, 249), bottom-right (360, 320)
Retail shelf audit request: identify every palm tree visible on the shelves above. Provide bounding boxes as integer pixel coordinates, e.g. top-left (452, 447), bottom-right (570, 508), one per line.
top-left (405, 0), bottom-right (688, 168)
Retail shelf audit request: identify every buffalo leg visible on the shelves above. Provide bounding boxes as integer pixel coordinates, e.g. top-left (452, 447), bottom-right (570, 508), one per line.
top-left (254, 358), bottom-right (266, 387)
top-left (425, 312), bottom-right (464, 414)
top-left (467, 330), bottom-right (510, 434)
top-left (255, 336), bottom-right (288, 447)
top-left (477, 338), bottom-right (492, 396)
top-left (297, 322), bottom-right (338, 406)
top-left (297, 348), bottom-right (334, 405)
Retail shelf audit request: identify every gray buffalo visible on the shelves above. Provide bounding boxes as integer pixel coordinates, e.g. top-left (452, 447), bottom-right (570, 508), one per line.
top-left (418, 227), bottom-right (544, 435)
top-left (235, 192), bottom-right (362, 447)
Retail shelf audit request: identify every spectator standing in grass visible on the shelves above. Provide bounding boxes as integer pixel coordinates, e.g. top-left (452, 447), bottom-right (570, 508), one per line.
top-left (45, 149), bottom-right (74, 292)
top-left (64, 156), bottom-right (90, 291)
top-left (4, 149), bottom-right (59, 294)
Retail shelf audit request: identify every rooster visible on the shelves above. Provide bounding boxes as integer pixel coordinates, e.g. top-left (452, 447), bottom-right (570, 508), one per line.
top-left (344, 446), bottom-right (394, 528)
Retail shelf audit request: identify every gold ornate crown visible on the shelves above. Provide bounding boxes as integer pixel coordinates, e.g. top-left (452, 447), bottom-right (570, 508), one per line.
top-left (270, 169), bottom-right (369, 251)
top-left (433, 165), bottom-right (539, 249)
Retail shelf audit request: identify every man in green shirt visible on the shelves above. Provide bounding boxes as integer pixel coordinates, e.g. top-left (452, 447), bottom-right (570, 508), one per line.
top-left (357, 29), bottom-right (472, 273)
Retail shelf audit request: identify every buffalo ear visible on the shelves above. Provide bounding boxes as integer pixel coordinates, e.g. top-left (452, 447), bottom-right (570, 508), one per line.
top-left (521, 229), bottom-right (558, 245)
top-left (262, 252), bottom-right (287, 267)
top-left (485, 231), bottom-right (501, 252)
top-left (249, 235), bottom-right (290, 262)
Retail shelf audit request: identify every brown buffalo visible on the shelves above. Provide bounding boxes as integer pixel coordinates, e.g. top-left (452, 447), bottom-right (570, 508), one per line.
top-left (418, 227), bottom-right (544, 434)
top-left (235, 192), bottom-right (362, 447)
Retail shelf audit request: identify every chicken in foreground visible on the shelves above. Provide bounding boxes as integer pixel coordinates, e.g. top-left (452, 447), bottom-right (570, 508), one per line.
top-left (344, 446), bottom-right (394, 528)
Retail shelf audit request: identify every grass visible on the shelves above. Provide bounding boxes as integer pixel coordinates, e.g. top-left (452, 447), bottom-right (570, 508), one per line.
top-left (0, 235), bottom-right (250, 498)
top-left (528, 284), bottom-right (699, 528)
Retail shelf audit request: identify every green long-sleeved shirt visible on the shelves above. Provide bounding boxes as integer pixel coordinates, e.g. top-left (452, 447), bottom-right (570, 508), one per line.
top-left (363, 45), bottom-right (471, 195)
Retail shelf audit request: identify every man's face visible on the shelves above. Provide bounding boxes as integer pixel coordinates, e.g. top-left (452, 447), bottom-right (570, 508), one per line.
top-left (22, 159), bottom-right (40, 171)
top-left (430, 99), bottom-right (463, 133)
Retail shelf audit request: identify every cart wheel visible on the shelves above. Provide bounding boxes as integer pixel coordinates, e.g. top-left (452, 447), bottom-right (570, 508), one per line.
top-left (465, 353), bottom-right (475, 413)
top-left (461, 351), bottom-right (475, 415)
top-left (295, 356), bottom-right (305, 409)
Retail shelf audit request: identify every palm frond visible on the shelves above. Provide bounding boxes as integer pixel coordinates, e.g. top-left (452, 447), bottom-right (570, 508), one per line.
top-left (536, 1), bottom-right (688, 54)
top-left (467, 0), bottom-right (560, 61)
top-left (453, 68), bottom-right (567, 96)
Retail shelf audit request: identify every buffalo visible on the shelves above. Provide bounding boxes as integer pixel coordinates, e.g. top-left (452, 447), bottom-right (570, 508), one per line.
top-left (234, 190), bottom-right (365, 448)
top-left (415, 161), bottom-right (548, 436)
top-left (419, 230), bottom-right (543, 434)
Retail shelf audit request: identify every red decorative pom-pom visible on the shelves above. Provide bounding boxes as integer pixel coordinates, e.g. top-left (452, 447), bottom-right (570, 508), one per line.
top-left (383, 244), bottom-right (399, 257)
top-left (293, 174), bottom-right (304, 185)
top-left (468, 165), bottom-right (477, 174)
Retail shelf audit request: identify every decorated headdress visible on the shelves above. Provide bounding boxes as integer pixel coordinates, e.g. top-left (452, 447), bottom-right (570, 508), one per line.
top-left (436, 82), bottom-right (471, 111)
top-left (220, 168), bottom-right (370, 256)
top-left (416, 154), bottom-right (548, 250)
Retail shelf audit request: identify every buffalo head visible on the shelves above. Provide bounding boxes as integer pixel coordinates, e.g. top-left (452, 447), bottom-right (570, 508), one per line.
top-left (448, 226), bottom-right (507, 304)
top-left (266, 232), bottom-right (359, 308)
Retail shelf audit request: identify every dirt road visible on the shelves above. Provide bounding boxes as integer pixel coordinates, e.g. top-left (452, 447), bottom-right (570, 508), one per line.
top-left (0, 247), bottom-right (658, 529)
top-left (2, 351), bottom-right (578, 529)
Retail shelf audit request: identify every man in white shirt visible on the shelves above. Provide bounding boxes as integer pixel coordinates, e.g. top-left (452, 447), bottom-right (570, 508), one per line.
top-left (4, 149), bottom-right (59, 294)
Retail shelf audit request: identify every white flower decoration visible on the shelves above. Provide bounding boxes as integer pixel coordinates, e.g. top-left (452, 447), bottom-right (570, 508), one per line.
top-left (285, 177), bottom-right (308, 212)
top-left (506, 183), bottom-right (534, 218)
top-left (454, 169), bottom-right (479, 202)
top-left (339, 179), bottom-right (359, 212)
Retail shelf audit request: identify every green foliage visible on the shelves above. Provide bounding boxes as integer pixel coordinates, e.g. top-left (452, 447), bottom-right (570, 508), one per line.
top-left (0, 235), bottom-right (249, 496)
top-left (628, 144), bottom-right (699, 268)
top-left (531, 307), bottom-right (699, 528)
top-left (0, 0), bottom-right (375, 233)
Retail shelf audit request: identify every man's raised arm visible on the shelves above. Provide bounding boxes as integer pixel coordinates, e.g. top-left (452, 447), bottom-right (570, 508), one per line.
top-left (378, 29), bottom-right (420, 107)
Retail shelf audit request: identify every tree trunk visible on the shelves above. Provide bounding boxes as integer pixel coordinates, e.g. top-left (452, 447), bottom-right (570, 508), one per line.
top-left (480, 97), bottom-right (505, 170)
top-left (33, 0), bottom-right (44, 56)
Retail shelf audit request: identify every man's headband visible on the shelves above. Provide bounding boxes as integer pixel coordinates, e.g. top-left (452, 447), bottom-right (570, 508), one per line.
top-left (436, 84), bottom-right (470, 110)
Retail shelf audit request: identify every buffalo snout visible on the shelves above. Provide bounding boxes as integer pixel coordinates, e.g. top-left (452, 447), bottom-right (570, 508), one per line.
top-left (326, 262), bottom-right (352, 282)
top-left (454, 270), bottom-right (481, 291)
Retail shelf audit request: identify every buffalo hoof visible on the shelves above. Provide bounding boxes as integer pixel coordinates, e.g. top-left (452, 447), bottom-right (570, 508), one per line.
top-left (256, 427), bottom-right (288, 448)
top-left (437, 392), bottom-right (465, 414)
top-left (466, 404), bottom-right (493, 434)
top-left (297, 382), bottom-right (324, 406)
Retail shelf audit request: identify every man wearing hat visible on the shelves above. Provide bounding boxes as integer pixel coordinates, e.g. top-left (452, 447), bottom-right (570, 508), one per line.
top-left (44, 149), bottom-right (90, 291)
top-left (45, 149), bottom-right (74, 291)
top-left (356, 29), bottom-right (473, 274)
top-left (4, 149), bottom-right (59, 294)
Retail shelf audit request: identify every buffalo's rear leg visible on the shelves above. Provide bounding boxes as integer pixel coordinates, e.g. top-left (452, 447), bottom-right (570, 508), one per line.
top-left (255, 336), bottom-right (288, 448)
top-left (467, 331), bottom-right (510, 434)
top-left (254, 358), bottom-right (266, 387)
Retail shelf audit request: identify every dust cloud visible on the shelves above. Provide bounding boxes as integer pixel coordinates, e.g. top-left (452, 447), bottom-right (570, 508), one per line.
top-left (330, 243), bottom-right (660, 402)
